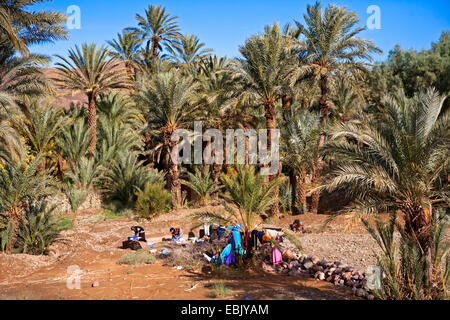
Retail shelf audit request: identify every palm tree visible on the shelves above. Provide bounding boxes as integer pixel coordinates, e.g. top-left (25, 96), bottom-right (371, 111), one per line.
top-left (282, 108), bottom-right (321, 214)
top-left (107, 30), bottom-right (143, 80)
top-left (296, 1), bottom-right (380, 125)
top-left (0, 156), bottom-right (55, 253)
top-left (0, 43), bottom-right (52, 100)
top-left (235, 23), bottom-right (300, 216)
top-left (15, 101), bottom-right (66, 171)
top-left (182, 167), bottom-right (221, 206)
top-left (321, 88), bottom-right (449, 262)
top-left (0, 0), bottom-right (67, 56)
top-left (295, 1), bottom-right (381, 213)
top-left (127, 5), bottom-right (181, 60)
top-left (0, 95), bottom-right (24, 163)
top-left (134, 70), bottom-right (200, 206)
top-left (54, 43), bottom-right (131, 152)
top-left (220, 166), bottom-right (284, 230)
top-left (56, 118), bottom-right (91, 168)
top-left (172, 34), bottom-right (213, 75)
top-left (198, 55), bottom-right (238, 181)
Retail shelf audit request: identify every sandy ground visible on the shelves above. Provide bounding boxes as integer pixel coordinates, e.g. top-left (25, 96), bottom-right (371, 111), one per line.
top-left (0, 207), bottom-right (444, 300)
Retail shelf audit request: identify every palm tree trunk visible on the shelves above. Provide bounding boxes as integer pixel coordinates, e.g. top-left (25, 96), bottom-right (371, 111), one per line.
top-left (311, 74), bottom-right (330, 214)
top-left (164, 126), bottom-right (181, 207)
top-left (56, 153), bottom-right (64, 182)
top-left (37, 157), bottom-right (46, 172)
top-left (87, 92), bottom-right (97, 154)
top-left (7, 213), bottom-right (20, 254)
top-left (265, 99), bottom-right (279, 216)
top-left (289, 168), bottom-right (299, 215)
top-left (151, 36), bottom-right (159, 60)
top-left (297, 169), bottom-right (308, 214)
top-left (244, 125), bottom-right (250, 168)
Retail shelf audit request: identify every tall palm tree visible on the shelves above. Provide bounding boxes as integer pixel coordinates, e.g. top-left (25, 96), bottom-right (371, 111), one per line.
top-left (134, 70), bottom-right (200, 206)
top-left (296, 1), bottom-right (381, 125)
top-left (107, 30), bottom-right (143, 81)
top-left (321, 88), bottom-right (449, 262)
top-left (295, 1), bottom-right (381, 213)
top-left (127, 5), bottom-right (181, 60)
top-left (172, 34), bottom-right (213, 75)
top-left (0, 0), bottom-right (67, 56)
top-left (235, 23), bottom-right (300, 216)
top-left (54, 43), bottom-right (131, 152)
top-left (198, 55), bottom-right (239, 181)
top-left (282, 108), bottom-right (321, 214)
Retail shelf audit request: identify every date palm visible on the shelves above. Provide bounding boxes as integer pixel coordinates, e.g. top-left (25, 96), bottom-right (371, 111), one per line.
top-left (172, 34), bottom-right (213, 75)
top-left (14, 101), bottom-right (66, 171)
top-left (134, 70), bottom-right (200, 206)
top-left (107, 30), bottom-right (143, 81)
top-left (295, 1), bottom-right (381, 213)
top-left (282, 108), bottom-right (321, 214)
top-left (235, 23), bottom-right (300, 216)
top-left (0, 0), bottom-right (67, 56)
top-left (296, 1), bottom-right (381, 125)
top-left (128, 5), bottom-right (181, 60)
top-left (321, 88), bottom-right (449, 261)
top-left (0, 156), bottom-right (55, 253)
top-left (0, 43), bottom-right (51, 100)
top-left (54, 43), bottom-right (131, 152)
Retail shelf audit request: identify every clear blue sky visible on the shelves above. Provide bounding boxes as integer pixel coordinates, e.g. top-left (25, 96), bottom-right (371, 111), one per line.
top-left (31, 0), bottom-right (450, 65)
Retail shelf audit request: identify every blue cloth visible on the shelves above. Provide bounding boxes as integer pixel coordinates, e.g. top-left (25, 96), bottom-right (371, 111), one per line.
top-left (220, 244), bottom-right (232, 261)
top-left (231, 231), bottom-right (243, 255)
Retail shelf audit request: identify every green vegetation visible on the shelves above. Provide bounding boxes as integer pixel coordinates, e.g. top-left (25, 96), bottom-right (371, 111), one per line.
top-left (208, 282), bottom-right (233, 298)
top-left (118, 249), bottom-right (156, 265)
top-left (0, 0), bottom-right (447, 300)
top-left (135, 182), bottom-right (172, 220)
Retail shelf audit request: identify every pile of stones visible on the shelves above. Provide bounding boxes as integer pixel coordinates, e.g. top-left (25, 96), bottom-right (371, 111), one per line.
top-left (261, 246), bottom-right (375, 300)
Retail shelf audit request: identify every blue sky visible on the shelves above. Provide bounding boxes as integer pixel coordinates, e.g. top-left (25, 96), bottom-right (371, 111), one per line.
top-left (32, 0), bottom-right (450, 65)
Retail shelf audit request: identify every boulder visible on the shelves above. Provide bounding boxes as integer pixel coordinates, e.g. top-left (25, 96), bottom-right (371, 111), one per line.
top-left (303, 259), bottom-right (314, 269)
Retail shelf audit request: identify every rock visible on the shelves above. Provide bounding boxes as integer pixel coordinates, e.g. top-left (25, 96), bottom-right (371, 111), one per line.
top-left (342, 272), bottom-right (352, 281)
top-left (289, 261), bottom-right (299, 270)
top-left (367, 294), bottom-right (375, 300)
top-left (92, 281), bottom-right (99, 287)
top-left (356, 288), bottom-right (366, 297)
top-left (318, 259), bottom-right (328, 266)
top-left (311, 256), bottom-right (320, 264)
top-left (262, 262), bottom-right (275, 273)
top-left (312, 265), bottom-right (324, 272)
top-left (303, 260), bottom-right (314, 269)
top-left (326, 276), bottom-right (333, 282)
top-left (314, 271), bottom-right (325, 281)
top-left (338, 279), bottom-right (345, 286)
top-left (282, 249), bottom-right (295, 260)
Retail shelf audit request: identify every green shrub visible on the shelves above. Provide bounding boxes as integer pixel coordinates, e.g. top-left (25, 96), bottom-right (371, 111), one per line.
top-left (135, 182), bottom-right (172, 220)
top-left (101, 152), bottom-right (164, 207)
top-left (208, 282), bottom-right (232, 298)
top-left (363, 211), bottom-right (449, 300)
top-left (118, 249), bottom-right (156, 265)
top-left (181, 167), bottom-right (220, 206)
top-left (16, 201), bottom-right (69, 255)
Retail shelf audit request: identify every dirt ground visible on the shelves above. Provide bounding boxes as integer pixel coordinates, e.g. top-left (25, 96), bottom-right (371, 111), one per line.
top-left (0, 207), bottom-right (440, 300)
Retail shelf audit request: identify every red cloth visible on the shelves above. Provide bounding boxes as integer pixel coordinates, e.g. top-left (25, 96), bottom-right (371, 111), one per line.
top-left (244, 228), bottom-right (249, 247)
